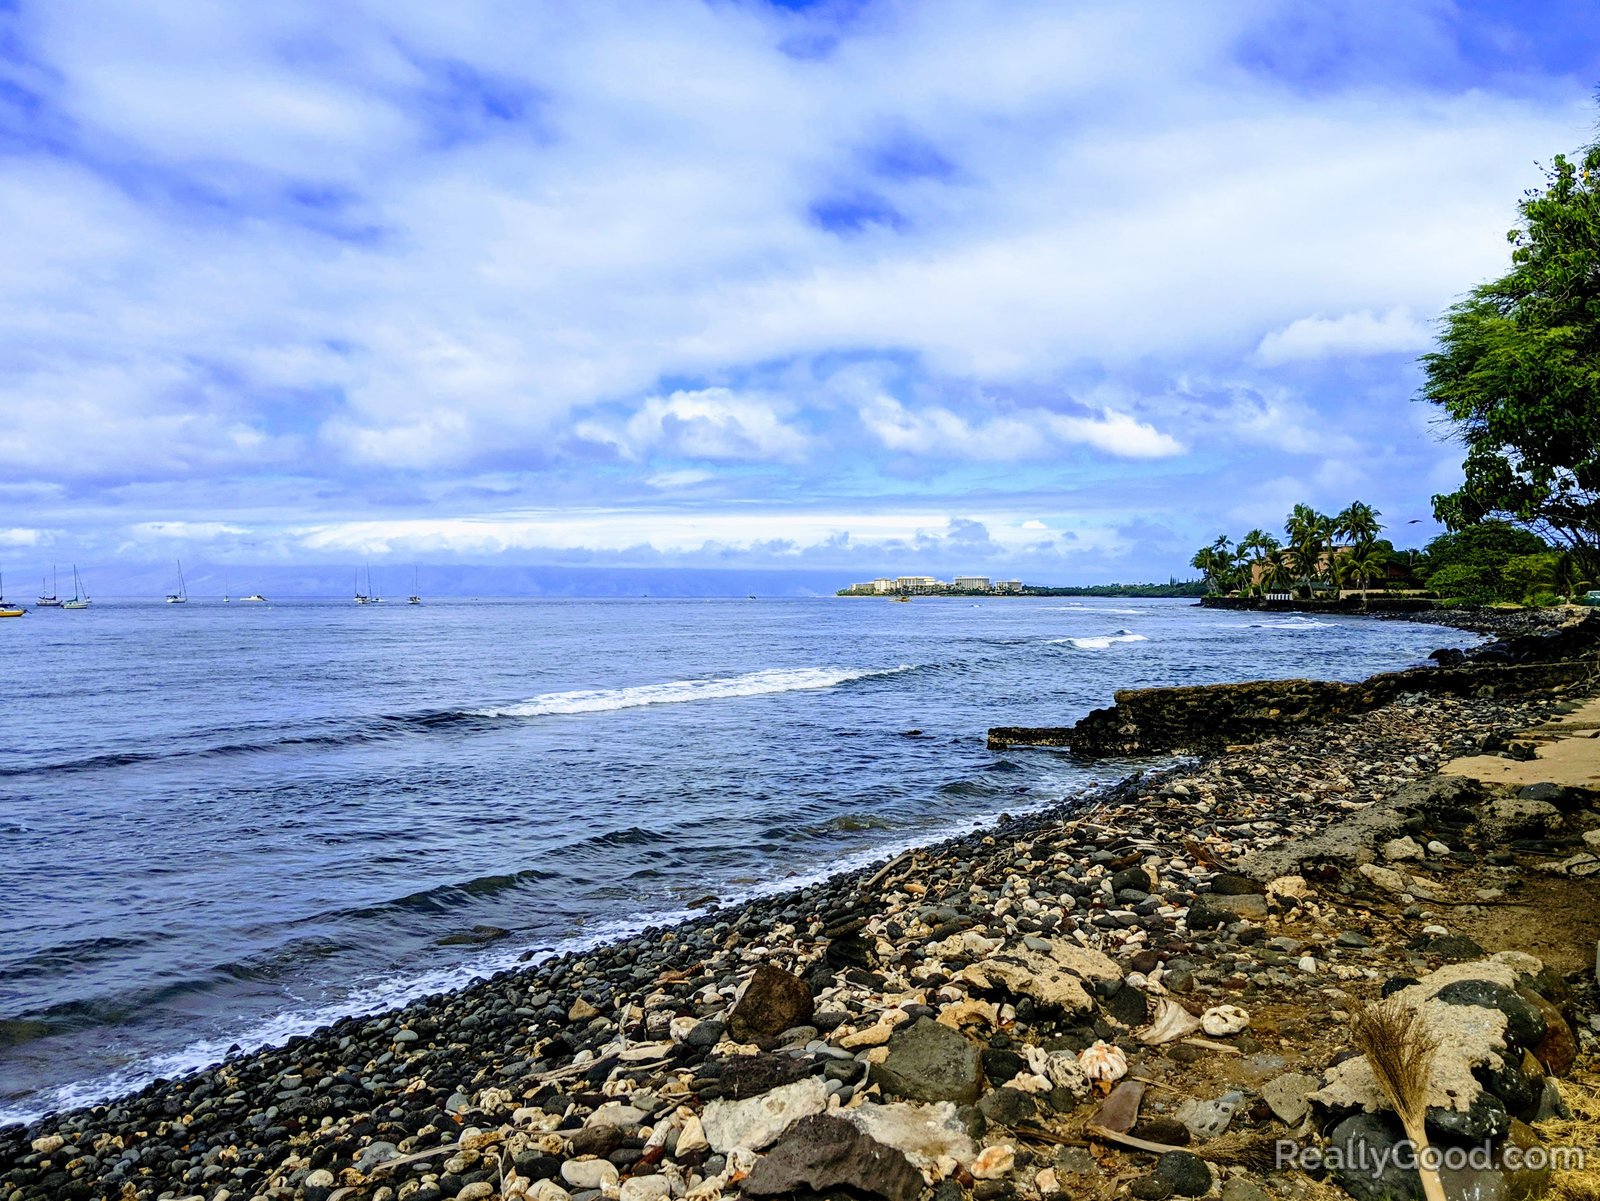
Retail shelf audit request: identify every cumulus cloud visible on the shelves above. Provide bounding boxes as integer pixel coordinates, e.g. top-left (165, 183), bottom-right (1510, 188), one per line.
top-left (0, 1), bottom-right (1583, 575)
top-left (861, 396), bottom-right (1183, 460)
top-left (577, 388), bottom-right (813, 463)
top-left (1253, 308), bottom-right (1433, 365)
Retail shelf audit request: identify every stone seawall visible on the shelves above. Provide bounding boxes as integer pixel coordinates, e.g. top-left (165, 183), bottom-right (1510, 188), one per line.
top-left (987, 659), bottom-right (1596, 755)
top-left (1198, 595), bottom-right (1438, 613)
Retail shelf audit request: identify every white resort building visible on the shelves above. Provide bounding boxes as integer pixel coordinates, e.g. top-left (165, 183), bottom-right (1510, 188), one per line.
top-left (838, 574), bottom-right (1025, 597)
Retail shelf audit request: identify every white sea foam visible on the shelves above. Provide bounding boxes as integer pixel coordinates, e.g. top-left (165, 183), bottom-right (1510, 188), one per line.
top-left (1051, 630), bottom-right (1150, 650)
top-left (473, 665), bottom-right (912, 719)
top-left (1043, 605), bottom-right (1141, 615)
top-left (1250, 616), bottom-right (1333, 630)
top-left (0, 764), bottom-right (1137, 1128)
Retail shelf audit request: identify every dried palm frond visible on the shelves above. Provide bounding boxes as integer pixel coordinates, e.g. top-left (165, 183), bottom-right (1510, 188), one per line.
top-left (1199, 1131), bottom-right (1286, 1170)
top-left (1351, 999), bottom-right (1446, 1201)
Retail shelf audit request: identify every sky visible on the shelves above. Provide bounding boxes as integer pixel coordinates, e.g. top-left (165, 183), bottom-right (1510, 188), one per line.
top-left (1, 0), bottom-right (1597, 587)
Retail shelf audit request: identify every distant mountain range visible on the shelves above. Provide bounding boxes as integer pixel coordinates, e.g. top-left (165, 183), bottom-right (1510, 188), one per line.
top-left (8, 564), bottom-right (852, 599)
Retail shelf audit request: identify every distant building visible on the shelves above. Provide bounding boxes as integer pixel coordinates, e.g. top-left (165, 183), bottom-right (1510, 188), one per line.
top-left (993, 579), bottom-right (1023, 594)
top-left (895, 575), bottom-right (940, 594)
top-left (951, 575), bottom-right (991, 592)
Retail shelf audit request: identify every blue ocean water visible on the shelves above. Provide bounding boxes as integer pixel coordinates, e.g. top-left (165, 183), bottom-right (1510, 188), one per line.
top-left (0, 596), bottom-right (1470, 1122)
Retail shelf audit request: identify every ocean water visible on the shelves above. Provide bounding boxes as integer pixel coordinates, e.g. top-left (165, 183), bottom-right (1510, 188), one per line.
top-left (0, 596), bottom-right (1469, 1122)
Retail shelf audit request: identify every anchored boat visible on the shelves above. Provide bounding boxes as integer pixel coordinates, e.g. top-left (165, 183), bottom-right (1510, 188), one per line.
top-left (63, 565), bottom-right (90, 609)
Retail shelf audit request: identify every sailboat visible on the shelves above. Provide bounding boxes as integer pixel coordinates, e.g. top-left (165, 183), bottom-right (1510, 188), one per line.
top-left (0, 572), bottom-right (25, 617)
top-left (222, 574), bottom-right (230, 603)
top-left (36, 566), bottom-right (61, 607)
top-left (62, 565), bottom-right (90, 609)
top-left (166, 559), bottom-right (188, 604)
top-left (354, 567), bottom-right (373, 604)
top-left (408, 566), bottom-right (421, 605)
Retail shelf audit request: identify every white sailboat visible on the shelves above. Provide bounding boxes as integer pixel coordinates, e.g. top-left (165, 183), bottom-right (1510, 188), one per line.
top-left (408, 566), bottom-right (421, 605)
top-left (166, 559), bottom-right (188, 604)
top-left (63, 565), bottom-right (90, 609)
top-left (354, 567), bottom-right (372, 604)
top-left (36, 565), bottom-right (62, 607)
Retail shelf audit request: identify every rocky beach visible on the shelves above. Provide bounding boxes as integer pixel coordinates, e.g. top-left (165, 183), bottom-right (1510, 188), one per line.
top-left (4, 609), bottom-right (1599, 1201)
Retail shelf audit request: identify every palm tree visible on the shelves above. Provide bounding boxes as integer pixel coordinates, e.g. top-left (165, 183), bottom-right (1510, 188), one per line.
top-left (1238, 529), bottom-right (1281, 594)
top-left (1284, 505), bottom-right (1333, 595)
top-left (1191, 545), bottom-right (1225, 594)
top-left (1335, 501), bottom-right (1383, 550)
top-left (1346, 545), bottom-right (1391, 606)
top-left (1262, 550), bottom-right (1294, 595)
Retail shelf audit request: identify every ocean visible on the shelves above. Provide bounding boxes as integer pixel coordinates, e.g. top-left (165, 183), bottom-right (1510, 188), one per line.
top-left (0, 595), bottom-right (1470, 1123)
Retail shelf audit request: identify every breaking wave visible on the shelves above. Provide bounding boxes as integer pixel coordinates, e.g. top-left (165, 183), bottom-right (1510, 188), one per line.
top-left (471, 665), bottom-right (915, 718)
top-left (1050, 630), bottom-right (1150, 650)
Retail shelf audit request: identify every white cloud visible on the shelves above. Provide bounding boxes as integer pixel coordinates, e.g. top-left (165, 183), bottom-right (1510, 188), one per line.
top-left (1253, 308), bottom-right (1433, 365)
top-left (0, 0), bottom-right (1584, 572)
top-left (130, 521), bottom-right (250, 540)
top-left (860, 397), bottom-right (1183, 460)
top-left (578, 388), bottom-right (812, 463)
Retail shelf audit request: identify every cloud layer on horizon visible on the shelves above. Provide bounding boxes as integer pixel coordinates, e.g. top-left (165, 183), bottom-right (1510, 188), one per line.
top-left (0, 0), bottom-right (1594, 580)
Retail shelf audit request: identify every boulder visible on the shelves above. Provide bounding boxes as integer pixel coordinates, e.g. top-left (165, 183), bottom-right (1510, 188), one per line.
top-left (1260, 1072), bottom-right (1319, 1126)
top-left (700, 1076), bottom-right (828, 1153)
top-left (728, 963), bottom-right (814, 1043)
top-left (1186, 894), bottom-right (1268, 929)
top-left (1358, 864), bottom-right (1409, 894)
top-left (1208, 873), bottom-right (1263, 896)
top-left (960, 940), bottom-right (1119, 1017)
top-left (840, 1100), bottom-right (978, 1171)
top-left (871, 1018), bottom-right (985, 1105)
top-left (742, 1114), bottom-right (924, 1201)
top-left (1327, 1113), bottom-right (1421, 1201)
top-left (1154, 1151), bottom-right (1212, 1198)
top-left (1481, 799), bottom-right (1560, 841)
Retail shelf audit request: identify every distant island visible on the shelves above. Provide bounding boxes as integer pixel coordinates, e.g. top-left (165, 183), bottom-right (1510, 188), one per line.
top-left (836, 574), bottom-right (1206, 598)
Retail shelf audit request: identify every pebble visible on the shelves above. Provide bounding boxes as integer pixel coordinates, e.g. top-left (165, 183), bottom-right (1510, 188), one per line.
top-left (0, 618), bottom-right (1584, 1201)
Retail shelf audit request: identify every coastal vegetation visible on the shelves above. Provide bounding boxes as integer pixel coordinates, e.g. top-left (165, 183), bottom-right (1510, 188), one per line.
top-left (1190, 502), bottom-right (1398, 601)
top-left (1420, 121), bottom-right (1600, 579)
top-left (1193, 506), bottom-right (1589, 608)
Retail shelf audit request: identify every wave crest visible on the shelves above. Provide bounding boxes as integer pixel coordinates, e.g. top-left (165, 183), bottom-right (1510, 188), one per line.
top-left (1051, 630), bottom-right (1150, 650)
top-left (472, 665), bottom-right (913, 719)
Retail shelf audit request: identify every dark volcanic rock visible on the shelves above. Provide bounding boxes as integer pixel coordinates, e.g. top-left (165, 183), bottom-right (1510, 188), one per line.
top-left (1208, 873), bottom-right (1263, 896)
top-left (728, 963), bottom-right (814, 1043)
top-left (1434, 980), bottom-right (1547, 1048)
top-left (871, 1018), bottom-right (983, 1105)
top-left (1154, 1151), bottom-right (1212, 1197)
top-left (741, 1115), bottom-right (924, 1201)
top-left (1328, 1113), bottom-right (1422, 1201)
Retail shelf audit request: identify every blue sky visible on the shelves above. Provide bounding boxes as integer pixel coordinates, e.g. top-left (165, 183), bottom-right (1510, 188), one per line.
top-left (0, 0), bottom-right (1596, 582)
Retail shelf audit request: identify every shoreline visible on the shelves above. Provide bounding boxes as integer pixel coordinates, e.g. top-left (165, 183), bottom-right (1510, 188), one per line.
top-left (2, 607), bottom-right (1596, 1201)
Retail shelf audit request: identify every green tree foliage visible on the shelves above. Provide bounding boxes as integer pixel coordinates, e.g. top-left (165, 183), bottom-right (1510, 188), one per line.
top-left (1425, 562), bottom-right (1504, 606)
top-left (1421, 519), bottom-right (1552, 603)
top-left (1422, 520), bottom-right (1548, 576)
top-left (1419, 124), bottom-right (1600, 575)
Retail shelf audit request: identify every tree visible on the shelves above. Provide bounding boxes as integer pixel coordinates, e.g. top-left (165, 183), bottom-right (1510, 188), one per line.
top-left (1335, 501), bottom-right (1383, 550)
top-left (1419, 121), bottom-right (1600, 577)
top-left (1347, 544), bottom-right (1391, 602)
top-left (1238, 528), bottom-right (1280, 590)
top-left (1191, 544), bottom-right (1229, 594)
top-left (1423, 521), bottom-right (1547, 577)
top-left (1284, 504), bottom-right (1333, 593)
